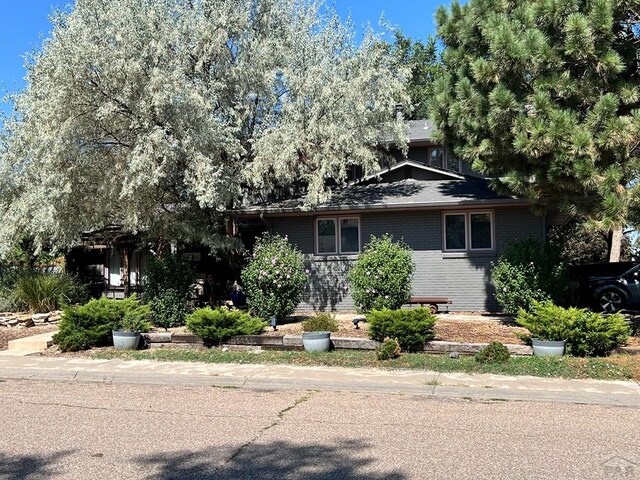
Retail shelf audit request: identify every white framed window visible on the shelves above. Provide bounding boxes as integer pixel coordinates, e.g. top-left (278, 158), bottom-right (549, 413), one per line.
top-left (315, 216), bottom-right (360, 255)
top-left (443, 211), bottom-right (494, 252)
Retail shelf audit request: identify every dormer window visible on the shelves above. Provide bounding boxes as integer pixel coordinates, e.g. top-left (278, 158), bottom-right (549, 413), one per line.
top-left (429, 148), bottom-right (445, 169)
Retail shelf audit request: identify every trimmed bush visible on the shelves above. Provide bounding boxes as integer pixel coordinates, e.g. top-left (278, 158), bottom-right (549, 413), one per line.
top-left (516, 301), bottom-right (630, 356)
top-left (15, 271), bottom-right (88, 313)
top-left (302, 313), bottom-right (339, 333)
top-left (567, 311), bottom-right (630, 357)
top-left (241, 234), bottom-right (306, 321)
top-left (367, 308), bottom-right (436, 352)
top-left (492, 238), bottom-right (567, 314)
top-left (186, 307), bottom-right (267, 345)
top-left (145, 254), bottom-right (196, 329)
top-left (376, 337), bottom-right (401, 360)
top-left (515, 301), bottom-right (573, 342)
top-left (348, 235), bottom-right (415, 313)
top-left (475, 342), bottom-right (511, 364)
top-left (53, 295), bottom-right (151, 352)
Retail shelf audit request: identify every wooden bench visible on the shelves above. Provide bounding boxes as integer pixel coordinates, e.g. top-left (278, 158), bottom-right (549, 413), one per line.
top-left (408, 296), bottom-right (451, 314)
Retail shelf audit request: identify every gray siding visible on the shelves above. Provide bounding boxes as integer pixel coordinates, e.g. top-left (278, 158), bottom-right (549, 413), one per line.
top-left (270, 206), bottom-right (544, 312)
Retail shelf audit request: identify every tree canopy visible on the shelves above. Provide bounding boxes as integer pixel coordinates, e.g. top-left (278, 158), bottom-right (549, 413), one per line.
top-left (0, 0), bottom-right (409, 257)
top-left (390, 32), bottom-right (443, 120)
top-left (431, 0), bottom-right (640, 258)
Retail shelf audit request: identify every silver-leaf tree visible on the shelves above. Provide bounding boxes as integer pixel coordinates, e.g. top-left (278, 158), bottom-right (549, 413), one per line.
top-left (0, 0), bottom-right (409, 256)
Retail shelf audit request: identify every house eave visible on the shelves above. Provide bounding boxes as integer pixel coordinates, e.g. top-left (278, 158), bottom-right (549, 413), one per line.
top-left (235, 198), bottom-right (529, 218)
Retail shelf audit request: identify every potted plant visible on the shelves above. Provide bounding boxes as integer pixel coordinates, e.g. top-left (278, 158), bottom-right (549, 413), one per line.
top-left (112, 311), bottom-right (152, 350)
top-left (301, 313), bottom-right (339, 352)
top-left (515, 301), bottom-right (571, 356)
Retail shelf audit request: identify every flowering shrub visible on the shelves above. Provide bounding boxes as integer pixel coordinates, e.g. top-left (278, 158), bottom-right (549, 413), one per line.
top-left (241, 234), bottom-right (306, 321)
top-left (492, 238), bottom-right (567, 314)
top-left (348, 234), bottom-right (415, 313)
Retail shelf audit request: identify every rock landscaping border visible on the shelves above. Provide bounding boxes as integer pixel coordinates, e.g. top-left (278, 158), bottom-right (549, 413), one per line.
top-left (143, 332), bottom-right (533, 355)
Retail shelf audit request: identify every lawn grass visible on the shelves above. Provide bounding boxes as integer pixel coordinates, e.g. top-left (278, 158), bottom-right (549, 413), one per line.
top-left (91, 348), bottom-right (640, 382)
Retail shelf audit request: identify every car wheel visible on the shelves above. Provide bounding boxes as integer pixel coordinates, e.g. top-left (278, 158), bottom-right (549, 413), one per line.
top-left (598, 289), bottom-right (627, 313)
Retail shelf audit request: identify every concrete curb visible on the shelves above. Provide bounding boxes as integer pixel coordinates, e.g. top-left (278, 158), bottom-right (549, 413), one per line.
top-left (0, 354), bottom-right (637, 407)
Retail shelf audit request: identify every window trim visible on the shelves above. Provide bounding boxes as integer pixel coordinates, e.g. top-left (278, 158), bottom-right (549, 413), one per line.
top-left (315, 216), bottom-right (361, 255)
top-left (442, 210), bottom-right (494, 253)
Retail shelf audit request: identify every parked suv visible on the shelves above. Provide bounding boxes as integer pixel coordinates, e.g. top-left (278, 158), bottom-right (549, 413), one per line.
top-left (584, 263), bottom-right (640, 313)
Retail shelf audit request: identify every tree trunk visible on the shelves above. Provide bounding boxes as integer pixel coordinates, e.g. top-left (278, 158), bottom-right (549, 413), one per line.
top-left (609, 228), bottom-right (623, 263)
top-left (122, 247), bottom-right (130, 297)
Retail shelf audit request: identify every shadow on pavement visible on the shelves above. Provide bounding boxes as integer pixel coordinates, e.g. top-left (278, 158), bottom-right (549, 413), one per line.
top-left (135, 440), bottom-right (407, 480)
top-left (0, 450), bottom-right (75, 479)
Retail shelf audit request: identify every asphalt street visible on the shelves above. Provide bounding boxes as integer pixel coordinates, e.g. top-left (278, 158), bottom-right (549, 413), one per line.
top-left (0, 378), bottom-right (639, 479)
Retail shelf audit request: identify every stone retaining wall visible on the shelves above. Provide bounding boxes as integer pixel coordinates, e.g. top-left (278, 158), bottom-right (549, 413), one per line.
top-left (143, 332), bottom-right (533, 355)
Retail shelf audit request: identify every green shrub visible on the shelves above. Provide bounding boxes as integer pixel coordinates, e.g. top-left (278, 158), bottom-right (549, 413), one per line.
top-left (567, 311), bottom-right (630, 357)
top-left (475, 342), bottom-right (511, 364)
top-left (516, 301), bottom-right (630, 356)
top-left (186, 307), bottom-right (267, 345)
top-left (53, 295), bottom-right (151, 352)
top-left (367, 308), bottom-right (435, 352)
top-left (0, 267), bottom-right (25, 311)
top-left (492, 238), bottom-right (567, 314)
top-left (145, 254), bottom-right (196, 329)
top-left (348, 235), bottom-right (415, 313)
top-left (241, 234), bottom-right (306, 321)
top-left (515, 301), bottom-right (574, 341)
top-left (302, 313), bottom-right (339, 332)
top-left (15, 271), bottom-right (88, 313)
top-left (376, 337), bottom-right (401, 360)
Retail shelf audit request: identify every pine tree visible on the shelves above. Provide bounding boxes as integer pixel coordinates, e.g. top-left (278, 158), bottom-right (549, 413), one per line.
top-left (431, 0), bottom-right (640, 261)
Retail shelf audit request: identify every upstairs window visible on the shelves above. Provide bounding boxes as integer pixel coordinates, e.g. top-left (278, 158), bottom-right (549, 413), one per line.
top-left (316, 217), bottom-right (360, 255)
top-left (429, 147), bottom-right (461, 173)
top-left (443, 211), bottom-right (494, 252)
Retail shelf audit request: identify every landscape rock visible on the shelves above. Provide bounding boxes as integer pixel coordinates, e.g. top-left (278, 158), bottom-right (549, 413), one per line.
top-left (0, 317), bottom-right (19, 327)
top-left (32, 313), bottom-right (51, 324)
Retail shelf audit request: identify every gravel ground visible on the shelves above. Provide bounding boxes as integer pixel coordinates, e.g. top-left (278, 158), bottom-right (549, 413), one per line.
top-left (262, 312), bottom-right (530, 344)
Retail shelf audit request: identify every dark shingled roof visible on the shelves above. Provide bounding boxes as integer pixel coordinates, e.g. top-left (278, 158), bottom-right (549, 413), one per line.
top-left (407, 119), bottom-right (436, 143)
top-left (243, 177), bottom-right (525, 215)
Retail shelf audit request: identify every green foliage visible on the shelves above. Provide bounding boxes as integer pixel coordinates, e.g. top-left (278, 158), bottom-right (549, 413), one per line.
top-left (14, 271), bottom-right (88, 313)
top-left (53, 295), bottom-right (151, 352)
top-left (241, 234), bottom-right (306, 321)
top-left (432, 0), bottom-right (640, 238)
top-left (367, 308), bottom-right (436, 352)
top-left (302, 313), bottom-right (339, 333)
top-left (515, 301), bottom-right (574, 342)
top-left (548, 217), bottom-right (633, 265)
top-left (516, 301), bottom-right (629, 356)
top-left (376, 337), bottom-right (401, 361)
top-left (145, 254), bottom-right (195, 329)
top-left (186, 307), bottom-right (267, 346)
top-left (0, 267), bottom-right (24, 311)
top-left (475, 342), bottom-right (511, 364)
top-left (348, 235), bottom-right (415, 313)
top-left (492, 238), bottom-right (567, 313)
top-left (566, 310), bottom-right (630, 357)
top-left (391, 32), bottom-right (443, 120)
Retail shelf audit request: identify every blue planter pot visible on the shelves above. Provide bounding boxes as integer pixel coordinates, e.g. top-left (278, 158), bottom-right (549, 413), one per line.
top-left (302, 332), bottom-right (331, 352)
top-left (531, 338), bottom-right (565, 356)
top-left (112, 330), bottom-right (141, 350)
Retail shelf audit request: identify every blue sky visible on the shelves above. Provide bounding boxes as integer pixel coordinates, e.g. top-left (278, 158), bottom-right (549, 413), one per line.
top-left (0, 1), bottom-right (444, 116)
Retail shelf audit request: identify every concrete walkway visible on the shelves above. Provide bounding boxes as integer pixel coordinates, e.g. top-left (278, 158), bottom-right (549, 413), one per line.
top-left (0, 353), bottom-right (638, 407)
